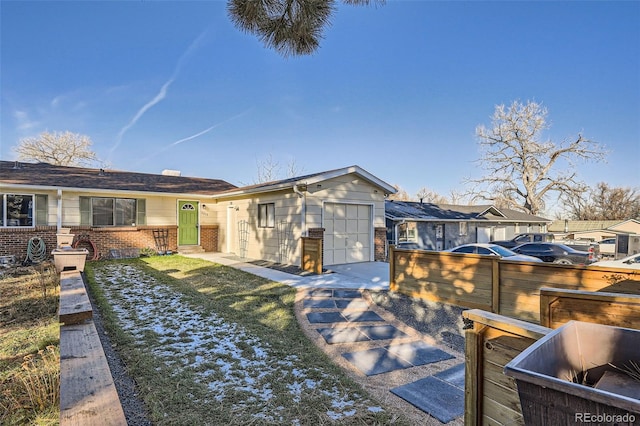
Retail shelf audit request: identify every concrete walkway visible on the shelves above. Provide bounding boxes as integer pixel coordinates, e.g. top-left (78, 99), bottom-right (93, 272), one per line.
top-left (183, 252), bottom-right (391, 290)
top-left (182, 252), bottom-right (464, 424)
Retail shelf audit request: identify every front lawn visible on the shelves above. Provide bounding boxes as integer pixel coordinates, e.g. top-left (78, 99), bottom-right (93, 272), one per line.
top-left (85, 256), bottom-right (408, 425)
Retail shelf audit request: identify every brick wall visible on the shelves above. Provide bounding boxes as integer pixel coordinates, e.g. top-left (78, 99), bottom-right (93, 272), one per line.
top-left (374, 227), bottom-right (388, 261)
top-left (200, 225), bottom-right (219, 252)
top-left (0, 226), bottom-right (58, 262)
top-left (0, 225), bottom-right (219, 261)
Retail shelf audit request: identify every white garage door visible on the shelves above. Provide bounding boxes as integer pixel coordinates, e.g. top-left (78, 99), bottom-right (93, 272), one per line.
top-left (324, 203), bottom-right (371, 265)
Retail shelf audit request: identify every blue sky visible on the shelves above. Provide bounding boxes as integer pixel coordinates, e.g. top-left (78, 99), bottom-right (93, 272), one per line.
top-left (1, 1), bottom-right (639, 215)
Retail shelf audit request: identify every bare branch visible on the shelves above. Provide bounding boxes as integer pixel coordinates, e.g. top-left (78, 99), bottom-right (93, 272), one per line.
top-left (13, 131), bottom-right (99, 167)
top-left (468, 100), bottom-right (608, 215)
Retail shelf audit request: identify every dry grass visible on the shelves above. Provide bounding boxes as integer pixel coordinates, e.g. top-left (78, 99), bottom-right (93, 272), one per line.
top-left (0, 262), bottom-right (60, 425)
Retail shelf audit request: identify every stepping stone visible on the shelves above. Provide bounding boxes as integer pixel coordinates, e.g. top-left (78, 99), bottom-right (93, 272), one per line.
top-left (386, 342), bottom-right (454, 366)
top-left (317, 327), bottom-right (371, 344)
top-left (303, 299), bottom-right (336, 309)
top-left (335, 299), bottom-right (369, 309)
top-left (333, 289), bottom-right (362, 298)
top-left (308, 289), bottom-right (334, 298)
top-left (434, 363), bottom-right (465, 389)
top-left (359, 325), bottom-right (409, 341)
top-left (342, 347), bottom-right (414, 376)
top-left (391, 376), bottom-right (464, 423)
top-left (342, 311), bottom-right (384, 322)
top-left (306, 312), bottom-right (347, 324)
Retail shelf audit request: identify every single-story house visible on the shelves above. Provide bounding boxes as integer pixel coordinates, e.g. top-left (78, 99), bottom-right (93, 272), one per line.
top-left (0, 161), bottom-right (395, 266)
top-left (385, 200), bottom-right (551, 251)
top-left (547, 219), bottom-right (640, 241)
top-left (547, 219), bottom-right (640, 257)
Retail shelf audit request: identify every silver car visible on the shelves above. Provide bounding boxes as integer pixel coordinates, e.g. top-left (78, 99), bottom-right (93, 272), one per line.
top-left (590, 253), bottom-right (640, 270)
top-left (448, 243), bottom-right (543, 262)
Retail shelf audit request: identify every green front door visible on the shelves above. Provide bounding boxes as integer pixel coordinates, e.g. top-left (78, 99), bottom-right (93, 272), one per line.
top-left (178, 201), bottom-right (199, 245)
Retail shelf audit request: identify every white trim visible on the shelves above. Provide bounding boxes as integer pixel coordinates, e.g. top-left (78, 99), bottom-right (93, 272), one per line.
top-left (213, 166), bottom-right (396, 199)
top-left (4, 183), bottom-right (217, 199)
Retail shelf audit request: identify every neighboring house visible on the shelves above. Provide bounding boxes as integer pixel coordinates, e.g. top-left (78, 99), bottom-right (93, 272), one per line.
top-left (0, 161), bottom-right (395, 266)
top-left (547, 219), bottom-right (640, 241)
top-left (547, 219), bottom-right (640, 258)
top-left (385, 200), bottom-right (551, 251)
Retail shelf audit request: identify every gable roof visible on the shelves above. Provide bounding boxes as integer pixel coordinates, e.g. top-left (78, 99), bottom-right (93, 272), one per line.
top-left (213, 165), bottom-right (396, 198)
top-left (0, 161), bottom-right (237, 196)
top-left (385, 200), bottom-right (550, 223)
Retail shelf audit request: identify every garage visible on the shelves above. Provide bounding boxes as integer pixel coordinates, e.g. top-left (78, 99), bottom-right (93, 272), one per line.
top-left (323, 203), bottom-right (372, 265)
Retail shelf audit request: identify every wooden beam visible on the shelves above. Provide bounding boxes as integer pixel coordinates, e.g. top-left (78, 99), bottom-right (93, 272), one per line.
top-left (540, 286), bottom-right (640, 304)
top-left (491, 258), bottom-right (500, 314)
top-left (60, 322), bottom-right (126, 426)
top-left (463, 309), bottom-right (551, 341)
top-left (59, 271), bottom-right (92, 325)
top-left (465, 322), bottom-right (486, 426)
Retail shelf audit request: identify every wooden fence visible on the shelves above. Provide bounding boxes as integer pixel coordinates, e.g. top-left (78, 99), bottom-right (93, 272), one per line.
top-left (389, 246), bottom-right (640, 322)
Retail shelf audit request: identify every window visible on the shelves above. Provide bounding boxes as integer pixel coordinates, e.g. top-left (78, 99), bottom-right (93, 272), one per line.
top-left (452, 246), bottom-right (475, 254)
top-left (80, 196), bottom-right (146, 226)
top-left (1, 193), bottom-right (47, 227)
top-left (258, 203), bottom-right (275, 228)
top-left (459, 222), bottom-right (468, 236)
top-left (398, 222), bottom-right (417, 242)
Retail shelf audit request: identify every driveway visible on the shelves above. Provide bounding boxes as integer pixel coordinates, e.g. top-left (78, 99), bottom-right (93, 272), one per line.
top-left (183, 252), bottom-right (390, 290)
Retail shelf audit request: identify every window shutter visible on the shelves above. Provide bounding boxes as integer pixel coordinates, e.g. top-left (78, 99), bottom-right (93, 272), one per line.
top-left (80, 196), bottom-right (91, 226)
top-left (136, 199), bottom-right (146, 225)
top-left (35, 194), bottom-right (48, 225)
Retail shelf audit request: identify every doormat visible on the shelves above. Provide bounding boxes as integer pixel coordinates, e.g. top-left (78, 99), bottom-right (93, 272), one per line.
top-left (247, 260), bottom-right (331, 276)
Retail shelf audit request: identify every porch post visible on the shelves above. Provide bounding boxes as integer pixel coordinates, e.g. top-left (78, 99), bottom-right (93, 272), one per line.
top-left (57, 189), bottom-right (62, 231)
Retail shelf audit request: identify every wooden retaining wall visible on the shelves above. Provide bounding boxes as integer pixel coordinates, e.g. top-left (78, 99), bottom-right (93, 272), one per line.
top-left (464, 288), bottom-right (640, 425)
top-left (463, 309), bottom-right (551, 426)
top-left (59, 271), bottom-right (126, 426)
top-left (390, 246), bottom-right (640, 322)
top-left (539, 287), bottom-right (640, 330)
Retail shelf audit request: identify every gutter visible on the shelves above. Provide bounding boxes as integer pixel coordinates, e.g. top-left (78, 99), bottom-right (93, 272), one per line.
top-left (293, 184), bottom-right (307, 236)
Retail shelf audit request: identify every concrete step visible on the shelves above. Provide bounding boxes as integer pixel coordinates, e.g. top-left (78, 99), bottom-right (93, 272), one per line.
top-left (177, 245), bottom-right (205, 254)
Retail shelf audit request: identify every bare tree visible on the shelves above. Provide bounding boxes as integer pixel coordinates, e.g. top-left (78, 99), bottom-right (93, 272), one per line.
top-left (467, 100), bottom-right (608, 215)
top-left (249, 153), bottom-right (305, 184)
top-left (561, 182), bottom-right (640, 220)
top-left (415, 187), bottom-right (448, 204)
top-left (13, 131), bottom-right (100, 167)
top-left (227, 0), bottom-right (384, 57)
top-left (387, 184), bottom-right (410, 201)
top-left (448, 189), bottom-right (470, 205)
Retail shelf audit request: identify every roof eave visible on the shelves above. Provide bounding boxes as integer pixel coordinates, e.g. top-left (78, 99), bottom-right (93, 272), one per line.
top-left (213, 165), bottom-right (397, 199)
top-left (1, 183), bottom-right (221, 199)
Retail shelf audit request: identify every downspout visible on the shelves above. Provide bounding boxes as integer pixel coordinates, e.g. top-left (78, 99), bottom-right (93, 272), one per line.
top-left (293, 184), bottom-right (307, 236)
top-left (394, 220), bottom-right (406, 245)
top-left (57, 189), bottom-right (62, 232)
